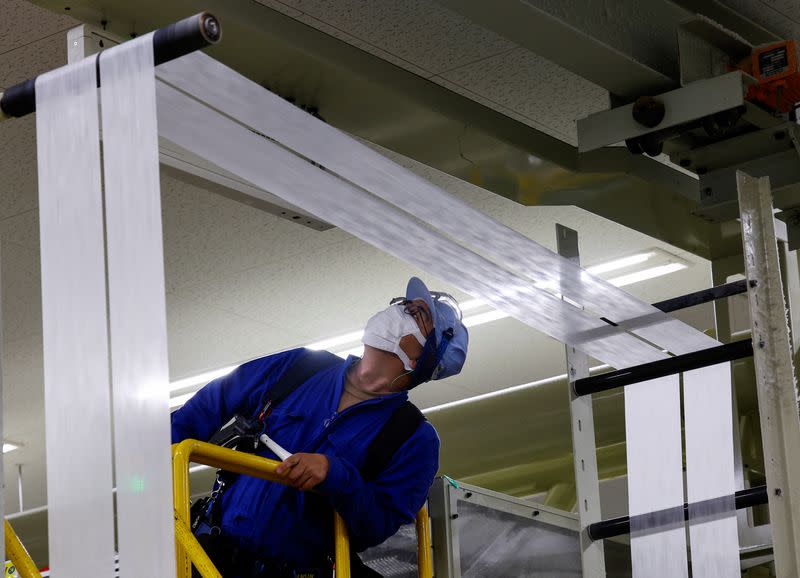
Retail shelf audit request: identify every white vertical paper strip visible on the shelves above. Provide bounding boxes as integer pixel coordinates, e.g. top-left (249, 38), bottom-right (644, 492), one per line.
top-left (100, 34), bottom-right (175, 577)
top-left (684, 363), bottom-right (739, 577)
top-left (36, 57), bottom-right (117, 577)
top-left (626, 375), bottom-right (688, 578)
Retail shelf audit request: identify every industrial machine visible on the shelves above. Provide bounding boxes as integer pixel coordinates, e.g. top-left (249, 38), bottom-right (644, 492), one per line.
top-left (578, 18), bottom-right (800, 243)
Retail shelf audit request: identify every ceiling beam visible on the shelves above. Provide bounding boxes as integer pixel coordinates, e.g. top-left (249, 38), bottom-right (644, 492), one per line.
top-left (668, 0), bottom-right (781, 45)
top-left (434, 0), bottom-right (678, 100)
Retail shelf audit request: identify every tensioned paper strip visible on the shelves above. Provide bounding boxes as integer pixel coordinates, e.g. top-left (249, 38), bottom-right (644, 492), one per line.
top-left (99, 34), bottom-right (176, 578)
top-left (36, 55), bottom-right (116, 577)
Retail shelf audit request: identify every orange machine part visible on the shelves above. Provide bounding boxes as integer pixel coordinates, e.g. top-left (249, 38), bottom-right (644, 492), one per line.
top-left (737, 40), bottom-right (800, 113)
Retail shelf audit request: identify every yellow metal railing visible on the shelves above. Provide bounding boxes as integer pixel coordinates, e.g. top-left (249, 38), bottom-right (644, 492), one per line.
top-left (5, 519), bottom-right (42, 578)
top-left (173, 439), bottom-right (433, 578)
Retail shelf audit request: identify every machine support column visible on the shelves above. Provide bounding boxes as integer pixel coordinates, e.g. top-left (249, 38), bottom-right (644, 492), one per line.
top-left (778, 240), bottom-right (800, 386)
top-left (737, 171), bottom-right (800, 577)
top-left (557, 224), bottom-right (606, 578)
top-left (428, 477), bottom-right (461, 578)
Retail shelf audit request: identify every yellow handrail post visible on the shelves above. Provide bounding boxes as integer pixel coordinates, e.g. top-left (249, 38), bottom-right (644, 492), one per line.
top-left (5, 519), bottom-right (41, 578)
top-left (172, 440), bottom-right (437, 578)
top-left (172, 440), bottom-right (354, 578)
top-left (172, 441), bottom-right (193, 578)
top-left (415, 505), bottom-right (433, 578)
top-left (334, 512), bottom-right (351, 578)
top-left (174, 514), bottom-right (222, 578)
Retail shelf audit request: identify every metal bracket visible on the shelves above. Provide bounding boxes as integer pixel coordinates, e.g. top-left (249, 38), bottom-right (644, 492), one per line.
top-left (693, 122), bottom-right (800, 222)
top-left (737, 171), bottom-right (800, 577)
top-left (556, 224), bottom-right (606, 578)
top-left (577, 71), bottom-right (750, 153)
top-left (428, 477), bottom-right (461, 578)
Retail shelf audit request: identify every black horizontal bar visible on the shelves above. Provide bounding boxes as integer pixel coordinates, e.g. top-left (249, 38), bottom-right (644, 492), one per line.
top-left (652, 279), bottom-right (748, 313)
top-left (588, 485), bottom-right (768, 541)
top-left (573, 338), bottom-right (753, 397)
top-left (153, 11), bottom-right (221, 66)
top-left (0, 12), bottom-right (221, 119)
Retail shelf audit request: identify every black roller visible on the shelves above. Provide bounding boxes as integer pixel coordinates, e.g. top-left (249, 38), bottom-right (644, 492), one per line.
top-left (652, 279), bottom-right (748, 313)
top-left (153, 11), bottom-right (221, 66)
top-left (587, 485), bottom-right (768, 541)
top-left (572, 338), bottom-right (754, 397)
top-left (0, 12), bottom-right (221, 119)
top-left (0, 78), bottom-right (36, 119)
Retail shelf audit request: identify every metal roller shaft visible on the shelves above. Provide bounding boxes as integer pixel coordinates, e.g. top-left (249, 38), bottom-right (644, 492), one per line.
top-left (0, 11), bottom-right (221, 120)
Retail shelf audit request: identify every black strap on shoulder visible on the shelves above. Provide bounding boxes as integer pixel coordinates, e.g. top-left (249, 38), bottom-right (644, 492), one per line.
top-left (361, 401), bottom-right (426, 482)
top-left (266, 349), bottom-right (343, 410)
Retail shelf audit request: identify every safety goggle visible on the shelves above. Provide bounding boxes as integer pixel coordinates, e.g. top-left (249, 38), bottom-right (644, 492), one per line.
top-left (389, 291), bottom-right (463, 321)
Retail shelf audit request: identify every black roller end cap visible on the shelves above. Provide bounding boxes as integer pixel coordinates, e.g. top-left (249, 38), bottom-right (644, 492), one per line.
top-left (201, 13), bottom-right (222, 44)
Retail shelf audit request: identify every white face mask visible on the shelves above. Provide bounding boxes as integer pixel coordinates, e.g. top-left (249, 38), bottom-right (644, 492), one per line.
top-left (362, 304), bottom-right (427, 370)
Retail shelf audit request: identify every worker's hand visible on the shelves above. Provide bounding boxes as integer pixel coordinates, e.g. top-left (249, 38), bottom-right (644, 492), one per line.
top-left (275, 453), bottom-right (330, 491)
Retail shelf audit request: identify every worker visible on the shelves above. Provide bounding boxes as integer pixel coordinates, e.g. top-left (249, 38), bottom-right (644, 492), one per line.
top-left (172, 277), bottom-right (469, 578)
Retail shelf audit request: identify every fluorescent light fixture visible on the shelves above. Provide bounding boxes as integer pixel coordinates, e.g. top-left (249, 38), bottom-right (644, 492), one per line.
top-left (459, 298), bottom-right (485, 312)
top-left (169, 365), bottom-right (238, 393)
top-left (463, 309), bottom-right (509, 328)
top-left (169, 391), bottom-right (198, 409)
top-left (586, 252), bottom-right (655, 275)
top-left (306, 330), bottom-right (364, 351)
top-left (423, 364), bottom-right (611, 414)
top-left (608, 262), bottom-right (687, 287)
top-left (334, 345), bottom-right (364, 359)
top-left (3, 443), bottom-right (19, 453)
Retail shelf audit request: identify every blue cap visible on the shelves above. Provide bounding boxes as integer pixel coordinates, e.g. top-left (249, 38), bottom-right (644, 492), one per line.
top-left (405, 277), bottom-right (469, 380)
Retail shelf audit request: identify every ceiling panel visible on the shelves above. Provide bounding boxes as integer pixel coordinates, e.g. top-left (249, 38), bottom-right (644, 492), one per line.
top-left (166, 292), bottom-right (294, 379)
top-left (2, 240), bottom-right (41, 344)
top-left (0, 0), bottom-right (75, 56)
top-left (437, 47), bottom-right (609, 145)
top-left (524, 0), bottom-right (686, 79)
top-left (0, 206), bottom-right (38, 250)
top-left (180, 235), bottom-right (427, 342)
top-left (289, 13), bottom-right (433, 79)
top-left (769, 0), bottom-right (800, 22)
top-left (266, 0), bottom-right (517, 76)
top-left (0, 30), bottom-right (65, 89)
top-left (720, 0), bottom-right (800, 38)
top-left (3, 333), bottom-right (44, 439)
top-left (252, 0), bottom-right (302, 18)
top-left (0, 116), bottom-right (39, 221)
top-left (0, 33), bottom-right (69, 222)
top-left (428, 76), bottom-right (552, 137)
top-left (161, 172), bottom-right (349, 294)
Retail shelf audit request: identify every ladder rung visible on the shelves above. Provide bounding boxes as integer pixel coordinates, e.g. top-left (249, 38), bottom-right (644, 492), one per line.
top-left (587, 485), bottom-right (768, 541)
top-left (651, 279), bottom-right (748, 313)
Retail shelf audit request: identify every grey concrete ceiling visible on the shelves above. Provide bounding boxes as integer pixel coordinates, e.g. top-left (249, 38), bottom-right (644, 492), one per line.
top-left (2, 0), bottom-right (790, 566)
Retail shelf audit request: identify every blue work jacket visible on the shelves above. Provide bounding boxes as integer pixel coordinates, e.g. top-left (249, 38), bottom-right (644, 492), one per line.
top-left (171, 348), bottom-right (440, 565)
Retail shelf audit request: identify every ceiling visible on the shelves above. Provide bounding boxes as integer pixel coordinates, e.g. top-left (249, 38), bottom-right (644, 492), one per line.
top-left (2, 0), bottom-right (797, 565)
